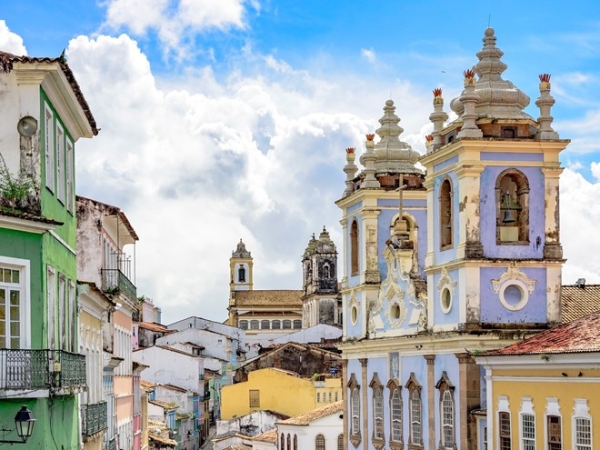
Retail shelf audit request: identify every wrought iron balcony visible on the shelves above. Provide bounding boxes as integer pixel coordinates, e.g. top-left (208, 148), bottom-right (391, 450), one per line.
top-left (0, 349), bottom-right (86, 393)
top-left (101, 268), bottom-right (137, 302)
top-left (82, 401), bottom-right (108, 437)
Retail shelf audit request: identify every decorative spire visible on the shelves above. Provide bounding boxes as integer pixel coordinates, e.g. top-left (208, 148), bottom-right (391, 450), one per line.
top-left (372, 100), bottom-right (422, 175)
top-left (343, 147), bottom-right (358, 196)
top-left (360, 134), bottom-right (380, 188)
top-left (450, 28), bottom-right (531, 120)
top-left (232, 239), bottom-right (251, 258)
top-left (535, 74), bottom-right (559, 139)
top-left (457, 69), bottom-right (483, 138)
top-left (428, 88), bottom-right (449, 152)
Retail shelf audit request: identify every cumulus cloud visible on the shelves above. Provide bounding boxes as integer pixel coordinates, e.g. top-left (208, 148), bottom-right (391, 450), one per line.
top-left (361, 48), bottom-right (376, 63)
top-left (102, 0), bottom-right (247, 58)
top-left (0, 20), bottom-right (27, 54)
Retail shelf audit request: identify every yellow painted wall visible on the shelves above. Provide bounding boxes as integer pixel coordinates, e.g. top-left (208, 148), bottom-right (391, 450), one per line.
top-left (490, 368), bottom-right (600, 449)
top-left (315, 378), bottom-right (343, 405)
top-left (221, 368), bottom-right (317, 420)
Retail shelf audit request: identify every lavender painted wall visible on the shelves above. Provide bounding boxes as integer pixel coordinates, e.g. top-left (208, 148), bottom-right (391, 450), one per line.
top-left (480, 166), bottom-right (545, 259)
top-left (432, 172), bottom-right (460, 265)
top-left (344, 290), bottom-right (364, 338)
top-left (433, 155), bottom-right (459, 173)
top-left (432, 268), bottom-right (460, 326)
top-left (480, 266), bottom-right (548, 323)
top-left (433, 355), bottom-right (460, 445)
top-left (346, 213), bottom-right (362, 288)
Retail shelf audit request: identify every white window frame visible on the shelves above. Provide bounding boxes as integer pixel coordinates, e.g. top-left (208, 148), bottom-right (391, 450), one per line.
top-left (519, 396), bottom-right (535, 450)
top-left (66, 138), bottom-right (74, 212)
top-left (544, 397), bottom-right (563, 450)
top-left (351, 387), bottom-right (360, 436)
top-left (0, 257), bottom-right (31, 349)
top-left (56, 123), bottom-right (65, 203)
top-left (441, 389), bottom-right (454, 448)
top-left (390, 386), bottom-right (402, 443)
top-left (373, 386), bottom-right (384, 440)
top-left (572, 398), bottom-right (592, 450)
top-left (497, 396), bottom-right (511, 450)
top-left (44, 105), bottom-right (55, 192)
top-left (68, 280), bottom-right (76, 352)
top-left (47, 265), bottom-right (56, 349)
top-left (59, 274), bottom-right (66, 350)
top-left (410, 388), bottom-right (422, 445)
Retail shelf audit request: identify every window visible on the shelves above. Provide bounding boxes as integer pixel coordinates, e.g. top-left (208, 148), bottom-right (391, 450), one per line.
top-left (282, 320), bottom-right (291, 329)
top-left (439, 178), bottom-right (453, 248)
top-left (496, 169), bottom-right (530, 243)
top-left (502, 127), bottom-right (516, 138)
top-left (348, 373), bottom-right (361, 446)
top-left (56, 124), bottom-right (65, 203)
top-left (370, 374), bottom-right (384, 443)
top-left (239, 320), bottom-right (248, 330)
top-left (68, 281), bottom-right (76, 352)
top-left (323, 263), bottom-right (330, 279)
top-left (521, 414), bottom-right (535, 450)
top-left (47, 266), bottom-right (56, 349)
top-left (436, 372), bottom-right (455, 449)
top-left (249, 389), bottom-right (260, 408)
top-left (388, 381), bottom-right (403, 445)
top-left (44, 105), bottom-right (55, 192)
top-left (280, 433), bottom-right (285, 450)
top-left (547, 416), bottom-right (562, 450)
top-left (287, 434), bottom-right (291, 450)
top-left (315, 434), bottom-right (325, 450)
top-left (406, 374), bottom-right (422, 448)
top-left (350, 220), bottom-right (359, 276)
top-left (0, 260), bottom-right (29, 349)
top-left (238, 265), bottom-right (245, 282)
top-left (573, 398), bottom-right (592, 450)
top-left (293, 435), bottom-right (297, 450)
top-left (293, 320), bottom-right (301, 329)
top-left (328, 392), bottom-right (332, 402)
top-left (261, 320), bottom-right (270, 330)
top-left (250, 320), bottom-right (259, 330)
top-left (499, 412), bottom-right (511, 450)
top-left (59, 275), bottom-right (66, 350)
top-left (317, 392), bottom-right (320, 403)
top-left (66, 140), bottom-right (74, 212)
top-left (337, 434), bottom-right (344, 450)
top-left (272, 320), bottom-right (281, 329)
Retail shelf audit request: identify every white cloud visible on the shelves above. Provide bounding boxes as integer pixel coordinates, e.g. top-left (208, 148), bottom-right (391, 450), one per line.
top-left (102, 0), bottom-right (246, 58)
top-left (361, 48), bottom-right (376, 64)
top-left (0, 20), bottom-right (27, 55)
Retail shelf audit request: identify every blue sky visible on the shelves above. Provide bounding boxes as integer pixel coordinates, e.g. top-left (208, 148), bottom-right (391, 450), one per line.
top-left (1, 1), bottom-right (600, 323)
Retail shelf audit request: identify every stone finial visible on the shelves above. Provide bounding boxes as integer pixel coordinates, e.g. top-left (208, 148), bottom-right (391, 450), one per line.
top-left (429, 88), bottom-right (449, 151)
top-left (457, 68), bottom-right (483, 139)
top-left (425, 134), bottom-right (434, 150)
top-left (343, 148), bottom-right (358, 196)
top-left (366, 133), bottom-right (375, 141)
top-left (361, 133), bottom-right (381, 189)
top-left (535, 74), bottom-right (559, 139)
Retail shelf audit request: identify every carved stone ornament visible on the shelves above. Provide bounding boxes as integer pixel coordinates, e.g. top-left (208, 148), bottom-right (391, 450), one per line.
top-left (491, 262), bottom-right (536, 294)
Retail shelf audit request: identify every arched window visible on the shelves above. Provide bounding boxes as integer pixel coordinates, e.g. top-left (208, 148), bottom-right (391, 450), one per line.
top-left (239, 320), bottom-right (248, 330)
top-left (282, 320), bottom-right (291, 329)
top-left (323, 263), bottom-right (330, 279)
top-left (238, 264), bottom-right (246, 282)
top-left (348, 374), bottom-right (361, 447)
top-left (280, 433), bottom-right (285, 450)
top-left (387, 379), bottom-right (403, 447)
top-left (436, 371), bottom-right (455, 449)
top-left (287, 434), bottom-right (291, 450)
top-left (337, 434), bottom-right (344, 450)
top-left (272, 320), bottom-right (281, 329)
top-left (496, 169), bottom-right (530, 243)
top-left (293, 320), bottom-right (302, 329)
top-left (370, 373), bottom-right (384, 444)
top-left (293, 435), bottom-right (298, 450)
top-left (250, 320), bottom-right (259, 330)
top-left (261, 320), bottom-right (270, 330)
top-left (406, 373), bottom-right (423, 447)
top-left (440, 178), bottom-right (453, 249)
top-left (315, 434), bottom-right (325, 450)
top-left (350, 220), bottom-right (359, 276)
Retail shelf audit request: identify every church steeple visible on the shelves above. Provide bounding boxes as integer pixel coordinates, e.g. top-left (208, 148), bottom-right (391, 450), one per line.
top-left (230, 239), bottom-right (253, 292)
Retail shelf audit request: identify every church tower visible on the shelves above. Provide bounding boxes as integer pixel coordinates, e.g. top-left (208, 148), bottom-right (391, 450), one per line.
top-left (230, 239), bottom-right (253, 292)
top-left (301, 227), bottom-right (341, 327)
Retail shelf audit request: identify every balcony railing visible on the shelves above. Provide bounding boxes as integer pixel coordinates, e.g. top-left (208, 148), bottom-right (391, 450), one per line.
top-left (0, 349), bottom-right (86, 392)
top-left (82, 401), bottom-right (108, 437)
top-left (101, 269), bottom-right (137, 301)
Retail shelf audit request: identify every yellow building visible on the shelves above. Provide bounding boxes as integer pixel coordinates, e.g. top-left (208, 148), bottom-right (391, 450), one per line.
top-left (220, 368), bottom-right (342, 420)
top-left (476, 310), bottom-right (600, 450)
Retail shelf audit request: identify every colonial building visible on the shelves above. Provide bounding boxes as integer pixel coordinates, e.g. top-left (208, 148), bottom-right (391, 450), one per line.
top-left (0, 50), bottom-right (97, 448)
top-left (337, 28), bottom-right (568, 450)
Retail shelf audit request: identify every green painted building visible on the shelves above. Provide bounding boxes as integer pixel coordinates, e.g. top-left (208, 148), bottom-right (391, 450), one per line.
top-left (0, 51), bottom-right (98, 448)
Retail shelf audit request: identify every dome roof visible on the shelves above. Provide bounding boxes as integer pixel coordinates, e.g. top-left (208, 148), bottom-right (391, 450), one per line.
top-left (303, 227), bottom-right (337, 258)
top-left (366, 100), bottom-right (422, 175)
top-left (450, 28), bottom-right (532, 121)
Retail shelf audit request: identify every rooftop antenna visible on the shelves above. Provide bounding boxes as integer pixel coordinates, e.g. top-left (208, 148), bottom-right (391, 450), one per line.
top-left (488, 14), bottom-right (491, 27)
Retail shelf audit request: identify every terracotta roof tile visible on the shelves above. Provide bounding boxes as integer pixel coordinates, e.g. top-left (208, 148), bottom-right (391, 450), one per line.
top-left (279, 401), bottom-right (343, 426)
top-left (560, 284), bottom-right (600, 323)
top-left (252, 428), bottom-right (277, 443)
top-left (487, 309), bottom-right (600, 356)
top-left (0, 208), bottom-right (63, 226)
top-left (232, 290), bottom-right (303, 306)
top-left (149, 399), bottom-right (178, 410)
top-left (137, 322), bottom-right (173, 332)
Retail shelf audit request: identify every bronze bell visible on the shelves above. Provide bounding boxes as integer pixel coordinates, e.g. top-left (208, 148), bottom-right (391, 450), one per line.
top-left (502, 210), bottom-right (516, 224)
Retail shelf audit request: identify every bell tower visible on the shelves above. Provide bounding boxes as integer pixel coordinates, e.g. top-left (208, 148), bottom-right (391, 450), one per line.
top-left (230, 239), bottom-right (253, 292)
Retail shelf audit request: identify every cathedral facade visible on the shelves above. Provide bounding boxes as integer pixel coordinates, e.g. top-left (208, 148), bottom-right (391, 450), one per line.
top-left (337, 28), bottom-right (567, 450)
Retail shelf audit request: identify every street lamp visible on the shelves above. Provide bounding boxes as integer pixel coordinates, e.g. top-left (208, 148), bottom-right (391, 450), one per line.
top-left (0, 406), bottom-right (36, 444)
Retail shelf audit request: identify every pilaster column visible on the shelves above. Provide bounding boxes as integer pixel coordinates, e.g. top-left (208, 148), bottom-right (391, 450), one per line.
top-left (456, 353), bottom-right (477, 450)
top-left (541, 167), bottom-right (564, 259)
top-left (362, 209), bottom-right (381, 284)
top-left (455, 165), bottom-right (484, 259)
top-left (360, 358), bottom-right (369, 450)
top-left (424, 355), bottom-right (436, 450)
